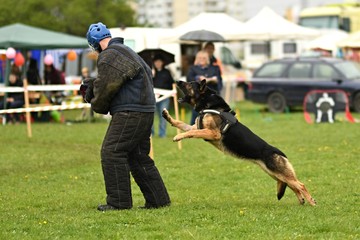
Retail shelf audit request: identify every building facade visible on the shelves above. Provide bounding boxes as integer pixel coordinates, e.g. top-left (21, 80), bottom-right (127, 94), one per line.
top-left (134, 0), bottom-right (346, 28)
top-left (136, 0), bottom-right (245, 28)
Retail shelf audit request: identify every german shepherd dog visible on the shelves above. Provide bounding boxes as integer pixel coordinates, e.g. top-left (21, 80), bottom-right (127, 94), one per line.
top-left (162, 80), bottom-right (316, 206)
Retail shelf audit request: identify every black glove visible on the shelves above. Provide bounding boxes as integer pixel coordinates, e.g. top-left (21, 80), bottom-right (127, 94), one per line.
top-left (80, 78), bottom-right (95, 103)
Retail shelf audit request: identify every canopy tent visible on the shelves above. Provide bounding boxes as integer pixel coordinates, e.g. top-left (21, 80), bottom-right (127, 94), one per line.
top-left (306, 30), bottom-right (348, 52)
top-left (233, 6), bottom-right (320, 41)
top-left (0, 23), bottom-right (89, 111)
top-left (0, 23), bottom-right (88, 49)
top-left (0, 23), bottom-right (89, 77)
top-left (337, 30), bottom-right (360, 48)
top-left (109, 27), bottom-right (175, 51)
top-left (160, 12), bottom-right (244, 43)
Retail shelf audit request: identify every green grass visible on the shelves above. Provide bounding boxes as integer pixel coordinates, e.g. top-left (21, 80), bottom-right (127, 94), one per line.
top-left (1, 102), bottom-right (359, 240)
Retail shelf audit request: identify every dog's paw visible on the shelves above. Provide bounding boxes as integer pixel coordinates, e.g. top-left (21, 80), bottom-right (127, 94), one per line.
top-left (310, 198), bottom-right (317, 206)
top-left (173, 134), bottom-right (183, 142)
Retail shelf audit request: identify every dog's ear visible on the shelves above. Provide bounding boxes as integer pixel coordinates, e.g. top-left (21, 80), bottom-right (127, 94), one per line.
top-left (200, 79), bottom-right (207, 92)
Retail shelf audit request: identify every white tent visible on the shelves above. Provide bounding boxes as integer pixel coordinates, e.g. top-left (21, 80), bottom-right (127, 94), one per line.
top-left (160, 12), bottom-right (244, 43)
top-left (306, 30), bottom-right (348, 52)
top-left (233, 6), bottom-right (320, 40)
top-left (337, 30), bottom-right (360, 48)
top-left (109, 27), bottom-right (175, 51)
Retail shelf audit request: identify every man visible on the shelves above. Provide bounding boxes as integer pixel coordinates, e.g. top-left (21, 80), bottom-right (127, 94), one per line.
top-left (84, 22), bottom-right (170, 211)
top-left (152, 54), bottom-right (174, 137)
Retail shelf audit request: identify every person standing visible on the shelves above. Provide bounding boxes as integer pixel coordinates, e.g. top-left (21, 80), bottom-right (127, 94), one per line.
top-left (26, 58), bottom-right (42, 85)
top-left (187, 50), bottom-right (222, 124)
top-left (84, 22), bottom-right (170, 211)
top-left (44, 63), bottom-right (63, 85)
top-left (203, 42), bottom-right (223, 71)
top-left (81, 67), bottom-right (90, 80)
top-left (80, 67), bottom-right (94, 120)
top-left (44, 61), bottom-right (65, 105)
top-left (152, 54), bottom-right (174, 138)
top-left (26, 58), bottom-right (42, 121)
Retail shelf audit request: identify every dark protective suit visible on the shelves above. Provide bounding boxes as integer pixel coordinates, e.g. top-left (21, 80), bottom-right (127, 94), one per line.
top-left (88, 37), bottom-right (170, 209)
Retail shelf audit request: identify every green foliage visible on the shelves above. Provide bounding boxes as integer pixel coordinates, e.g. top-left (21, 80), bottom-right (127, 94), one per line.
top-left (0, 102), bottom-right (359, 239)
top-left (0, 0), bottom-right (136, 36)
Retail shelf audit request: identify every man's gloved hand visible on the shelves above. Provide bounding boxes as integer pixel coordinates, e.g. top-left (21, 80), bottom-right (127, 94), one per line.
top-left (80, 77), bottom-right (95, 103)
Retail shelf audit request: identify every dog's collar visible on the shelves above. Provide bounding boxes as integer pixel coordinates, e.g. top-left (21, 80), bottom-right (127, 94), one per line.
top-left (197, 109), bottom-right (237, 134)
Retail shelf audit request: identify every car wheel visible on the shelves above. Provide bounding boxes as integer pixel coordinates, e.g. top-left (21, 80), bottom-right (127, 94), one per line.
top-left (353, 93), bottom-right (360, 113)
top-left (267, 92), bottom-right (287, 113)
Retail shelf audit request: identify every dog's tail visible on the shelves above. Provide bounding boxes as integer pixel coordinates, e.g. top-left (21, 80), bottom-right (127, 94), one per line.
top-left (277, 180), bottom-right (287, 200)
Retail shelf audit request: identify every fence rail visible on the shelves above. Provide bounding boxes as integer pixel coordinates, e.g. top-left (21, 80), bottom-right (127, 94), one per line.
top-left (0, 81), bottom-right (181, 151)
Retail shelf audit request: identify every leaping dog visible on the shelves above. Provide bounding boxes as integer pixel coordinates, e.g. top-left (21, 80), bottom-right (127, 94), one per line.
top-left (162, 80), bottom-right (316, 206)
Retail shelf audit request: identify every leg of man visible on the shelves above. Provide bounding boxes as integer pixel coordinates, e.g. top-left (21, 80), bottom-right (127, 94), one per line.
top-left (128, 112), bottom-right (171, 208)
top-left (100, 112), bottom-right (135, 209)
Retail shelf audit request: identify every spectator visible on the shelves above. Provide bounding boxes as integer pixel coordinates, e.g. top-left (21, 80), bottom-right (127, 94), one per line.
top-left (11, 64), bottom-right (22, 81)
top-left (85, 22), bottom-right (170, 211)
top-left (152, 54), bottom-right (174, 138)
top-left (0, 66), bottom-right (24, 124)
top-left (44, 63), bottom-right (64, 85)
top-left (80, 66), bottom-right (94, 120)
top-left (81, 67), bottom-right (90, 80)
top-left (44, 62), bottom-right (65, 104)
top-left (203, 42), bottom-right (223, 72)
top-left (26, 58), bottom-right (43, 121)
top-left (187, 50), bottom-right (222, 124)
top-left (26, 58), bottom-right (41, 85)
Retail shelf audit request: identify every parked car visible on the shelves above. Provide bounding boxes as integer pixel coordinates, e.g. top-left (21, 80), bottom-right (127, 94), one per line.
top-left (247, 57), bottom-right (360, 113)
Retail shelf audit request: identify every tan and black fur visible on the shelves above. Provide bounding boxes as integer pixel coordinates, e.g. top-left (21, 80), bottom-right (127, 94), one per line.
top-left (162, 80), bottom-right (316, 206)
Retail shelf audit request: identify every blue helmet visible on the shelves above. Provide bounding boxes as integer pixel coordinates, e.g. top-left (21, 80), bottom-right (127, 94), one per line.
top-left (86, 22), bottom-right (111, 52)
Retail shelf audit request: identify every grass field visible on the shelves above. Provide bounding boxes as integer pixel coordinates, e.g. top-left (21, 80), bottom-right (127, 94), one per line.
top-left (0, 101), bottom-right (359, 239)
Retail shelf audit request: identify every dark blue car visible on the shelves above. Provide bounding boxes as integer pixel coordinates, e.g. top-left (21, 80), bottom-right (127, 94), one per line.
top-left (247, 57), bottom-right (360, 112)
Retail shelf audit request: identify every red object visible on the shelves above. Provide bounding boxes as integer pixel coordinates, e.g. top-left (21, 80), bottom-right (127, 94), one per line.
top-left (14, 52), bottom-right (25, 66)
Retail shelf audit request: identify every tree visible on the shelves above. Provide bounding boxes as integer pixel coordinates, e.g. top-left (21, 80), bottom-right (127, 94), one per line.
top-left (0, 0), bottom-right (137, 36)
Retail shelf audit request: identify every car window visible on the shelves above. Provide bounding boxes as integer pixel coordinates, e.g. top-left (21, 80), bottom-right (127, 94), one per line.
top-left (313, 63), bottom-right (340, 79)
top-left (254, 63), bottom-right (287, 77)
top-left (220, 46), bottom-right (242, 69)
top-left (334, 61), bottom-right (360, 79)
top-left (288, 63), bottom-right (311, 78)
